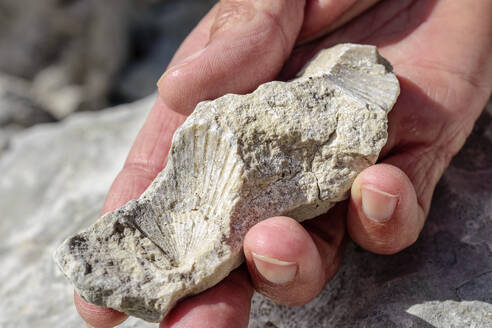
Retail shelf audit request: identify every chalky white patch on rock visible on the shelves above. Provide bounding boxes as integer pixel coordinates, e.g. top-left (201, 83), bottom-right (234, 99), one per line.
top-left (53, 44), bottom-right (400, 322)
top-left (407, 301), bottom-right (492, 327)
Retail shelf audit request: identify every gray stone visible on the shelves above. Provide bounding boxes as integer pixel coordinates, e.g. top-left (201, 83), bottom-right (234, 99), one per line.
top-left (53, 44), bottom-right (400, 322)
top-left (0, 74), bottom-right (54, 127)
top-left (0, 0), bottom-right (216, 114)
top-left (0, 0), bottom-right (131, 112)
top-left (0, 97), bottom-right (154, 328)
top-left (31, 65), bottom-right (84, 120)
top-left (0, 73), bottom-right (54, 154)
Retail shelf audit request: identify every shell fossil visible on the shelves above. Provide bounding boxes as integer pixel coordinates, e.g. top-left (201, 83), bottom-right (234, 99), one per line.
top-left (54, 43), bottom-right (400, 322)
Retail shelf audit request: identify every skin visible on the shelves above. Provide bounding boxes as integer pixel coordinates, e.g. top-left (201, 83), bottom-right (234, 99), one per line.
top-left (75, 0), bottom-right (492, 327)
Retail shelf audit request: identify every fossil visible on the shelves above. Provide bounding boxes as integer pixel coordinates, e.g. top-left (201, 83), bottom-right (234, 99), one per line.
top-left (54, 43), bottom-right (400, 322)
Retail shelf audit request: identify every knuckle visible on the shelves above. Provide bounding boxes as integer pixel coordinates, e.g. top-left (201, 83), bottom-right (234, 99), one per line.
top-left (211, 0), bottom-right (255, 36)
top-left (211, 0), bottom-right (294, 60)
top-left (258, 9), bottom-right (290, 59)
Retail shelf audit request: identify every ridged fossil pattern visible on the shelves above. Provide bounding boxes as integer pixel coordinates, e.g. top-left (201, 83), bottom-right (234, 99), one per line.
top-left (54, 43), bottom-right (400, 322)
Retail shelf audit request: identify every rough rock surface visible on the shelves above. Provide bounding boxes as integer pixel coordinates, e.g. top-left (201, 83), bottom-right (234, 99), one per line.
top-left (1, 92), bottom-right (491, 326)
top-left (53, 44), bottom-right (400, 322)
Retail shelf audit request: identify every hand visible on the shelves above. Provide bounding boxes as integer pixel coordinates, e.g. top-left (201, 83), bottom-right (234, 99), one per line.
top-left (75, 0), bottom-right (492, 327)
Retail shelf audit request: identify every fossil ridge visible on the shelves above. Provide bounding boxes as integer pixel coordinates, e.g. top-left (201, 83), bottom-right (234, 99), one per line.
top-left (54, 43), bottom-right (400, 322)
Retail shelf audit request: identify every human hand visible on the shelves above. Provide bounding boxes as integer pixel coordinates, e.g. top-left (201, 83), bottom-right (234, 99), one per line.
top-left (75, 0), bottom-right (492, 327)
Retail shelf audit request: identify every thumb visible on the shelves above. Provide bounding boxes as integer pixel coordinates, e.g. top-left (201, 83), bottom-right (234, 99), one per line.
top-left (243, 209), bottom-right (346, 306)
top-left (157, 0), bottom-right (306, 115)
top-left (347, 163), bottom-right (425, 255)
top-left (347, 141), bottom-right (454, 255)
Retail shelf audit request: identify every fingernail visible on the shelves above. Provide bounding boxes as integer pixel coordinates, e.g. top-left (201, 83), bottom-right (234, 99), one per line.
top-left (252, 252), bottom-right (297, 285)
top-left (361, 185), bottom-right (398, 222)
top-left (157, 47), bottom-right (207, 87)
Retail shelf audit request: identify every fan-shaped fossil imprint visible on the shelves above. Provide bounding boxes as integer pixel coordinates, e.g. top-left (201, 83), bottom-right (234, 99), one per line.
top-left (54, 44), bottom-right (400, 322)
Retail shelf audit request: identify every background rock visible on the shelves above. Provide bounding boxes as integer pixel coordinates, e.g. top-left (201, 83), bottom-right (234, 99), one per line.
top-left (0, 0), bottom-right (215, 158)
top-left (0, 73), bottom-right (54, 154)
top-left (0, 97), bottom-right (154, 327)
top-left (0, 95), bottom-right (490, 327)
top-left (0, 0), bottom-right (131, 113)
top-left (0, 0), bottom-right (215, 117)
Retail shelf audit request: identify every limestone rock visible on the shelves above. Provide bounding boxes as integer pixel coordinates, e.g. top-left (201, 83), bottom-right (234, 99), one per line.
top-left (53, 44), bottom-right (400, 322)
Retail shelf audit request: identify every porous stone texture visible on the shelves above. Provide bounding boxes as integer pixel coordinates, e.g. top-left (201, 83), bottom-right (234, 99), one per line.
top-left (53, 44), bottom-right (400, 322)
top-left (1, 93), bottom-right (491, 327)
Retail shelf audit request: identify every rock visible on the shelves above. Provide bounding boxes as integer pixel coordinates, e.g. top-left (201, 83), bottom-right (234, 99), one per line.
top-left (0, 0), bottom-right (131, 113)
top-left (0, 0), bottom-right (216, 115)
top-left (31, 65), bottom-right (84, 119)
top-left (0, 91), bottom-right (491, 327)
top-left (0, 96), bottom-right (154, 327)
top-left (54, 44), bottom-right (400, 322)
top-left (0, 73), bottom-right (54, 127)
top-left (0, 73), bottom-right (55, 154)
top-left (407, 301), bottom-right (492, 327)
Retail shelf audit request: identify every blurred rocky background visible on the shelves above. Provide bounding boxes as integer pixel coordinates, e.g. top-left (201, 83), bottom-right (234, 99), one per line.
top-left (0, 1), bottom-right (491, 327)
top-left (0, 0), bottom-right (214, 153)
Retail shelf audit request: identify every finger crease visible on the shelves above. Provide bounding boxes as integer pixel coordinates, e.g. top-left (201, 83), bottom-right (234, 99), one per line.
top-left (260, 9), bottom-right (291, 60)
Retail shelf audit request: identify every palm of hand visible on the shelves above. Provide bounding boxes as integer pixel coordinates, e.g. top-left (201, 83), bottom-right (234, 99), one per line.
top-left (76, 1), bottom-right (492, 327)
